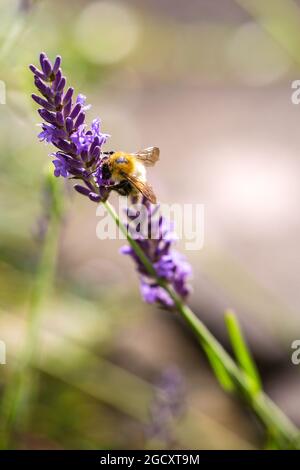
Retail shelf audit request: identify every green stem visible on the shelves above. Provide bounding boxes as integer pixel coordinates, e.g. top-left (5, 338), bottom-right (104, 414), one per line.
top-left (0, 171), bottom-right (63, 449)
top-left (103, 200), bottom-right (300, 449)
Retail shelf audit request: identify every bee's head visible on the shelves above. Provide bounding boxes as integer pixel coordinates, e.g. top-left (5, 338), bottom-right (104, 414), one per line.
top-left (111, 152), bottom-right (135, 175)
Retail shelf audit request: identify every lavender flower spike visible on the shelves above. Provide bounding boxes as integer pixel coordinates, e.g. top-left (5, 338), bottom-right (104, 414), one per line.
top-left (30, 52), bottom-right (109, 202)
top-left (121, 198), bottom-right (192, 308)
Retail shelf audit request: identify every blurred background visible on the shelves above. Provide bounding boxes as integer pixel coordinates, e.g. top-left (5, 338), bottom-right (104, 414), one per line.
top-left (0, 0), bottom-right (300, 449)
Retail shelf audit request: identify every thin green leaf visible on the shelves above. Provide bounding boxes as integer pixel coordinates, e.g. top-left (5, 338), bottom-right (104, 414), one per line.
top-left (202, 343), bottom-right (235, 392)
top-left (225, 309), bottom-right (262, 394)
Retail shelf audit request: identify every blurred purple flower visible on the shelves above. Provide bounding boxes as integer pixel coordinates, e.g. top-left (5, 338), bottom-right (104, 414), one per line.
top-left (19, 0), bottom-right (35, 13)
top-left (121, 198), bottom-right (192, 308)
top-left (33, 171), bottom-right (66, 243)
top-left (146, 367), bottom-right (186, 446)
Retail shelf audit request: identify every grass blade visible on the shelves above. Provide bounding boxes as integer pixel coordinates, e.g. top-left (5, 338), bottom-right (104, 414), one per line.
top-left (225, 309), bottom-right (262, 394)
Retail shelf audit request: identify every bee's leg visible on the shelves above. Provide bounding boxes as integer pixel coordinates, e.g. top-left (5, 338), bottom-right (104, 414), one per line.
top-left (100, 188), bottom-right (112, 202)
top-left (99, 181), bottom-right (119, 201)
top-left (101, 181), bottom-right (133, 201)
top-left (112, 180), bottom-right (133, 197)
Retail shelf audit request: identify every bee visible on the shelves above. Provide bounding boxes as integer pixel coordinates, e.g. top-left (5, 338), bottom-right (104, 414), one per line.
top-left (101, 146), bottom-right (160, 204)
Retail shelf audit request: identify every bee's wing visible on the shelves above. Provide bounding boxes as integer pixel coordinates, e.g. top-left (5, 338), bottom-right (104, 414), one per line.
top-left (133, 147), bottom-right (160, 166)
top-left (123, 173), bottom-right (157, 204)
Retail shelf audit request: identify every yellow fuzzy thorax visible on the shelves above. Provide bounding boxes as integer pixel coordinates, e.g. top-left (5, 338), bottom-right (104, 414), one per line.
top-left (110, 151), bottom-right (136, 180)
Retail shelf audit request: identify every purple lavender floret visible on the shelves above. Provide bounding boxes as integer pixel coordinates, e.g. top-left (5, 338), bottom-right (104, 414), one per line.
top-left (30, 52), bottom-right (109, 202)
top-left (121, 198), bottom-right (192, 308)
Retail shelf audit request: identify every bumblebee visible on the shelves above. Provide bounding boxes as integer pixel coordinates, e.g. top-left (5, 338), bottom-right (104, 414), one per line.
top-left (101, 146), bottom-right (159, 204)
